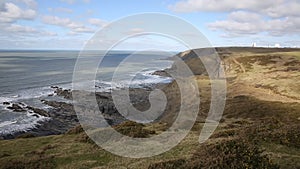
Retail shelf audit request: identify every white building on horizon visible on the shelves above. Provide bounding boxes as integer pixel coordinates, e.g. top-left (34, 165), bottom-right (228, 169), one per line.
top-left (274, 43), bottom-right (281, 48)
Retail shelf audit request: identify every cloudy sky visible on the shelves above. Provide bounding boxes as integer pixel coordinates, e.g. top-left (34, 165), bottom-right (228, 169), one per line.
top-left (0, 0), bottom-right (299, 50)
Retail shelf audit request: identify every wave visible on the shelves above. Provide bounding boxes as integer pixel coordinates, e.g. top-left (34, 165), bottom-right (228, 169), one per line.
top-left (0, 68), bottom-right (172, 136)
top-left (95, 69), bottom-right (173, 92)
top-left (0, 111), bottom-right (50, 136)
top-left (0, 86), bottom-right (54, 103)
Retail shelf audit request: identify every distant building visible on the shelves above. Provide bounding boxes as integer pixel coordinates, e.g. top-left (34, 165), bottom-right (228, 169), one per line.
top-left (252, 43), bottom-right (257, 47)
top-left (274, 44), bottom-right (281, 48)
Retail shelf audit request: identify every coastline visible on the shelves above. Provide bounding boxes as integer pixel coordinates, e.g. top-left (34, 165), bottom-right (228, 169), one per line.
top-left (0, 73), bottom-right (174, 140)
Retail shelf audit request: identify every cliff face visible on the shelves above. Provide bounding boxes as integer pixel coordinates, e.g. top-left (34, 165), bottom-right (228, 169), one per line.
top-left (159, 47), bottom-right (300, 123)
top-left (172, 47), bottom-right (300, 76)
top-left (172, 49), bottom-right (207, 75)
top-left (170, 48), bottom-right (220, 76)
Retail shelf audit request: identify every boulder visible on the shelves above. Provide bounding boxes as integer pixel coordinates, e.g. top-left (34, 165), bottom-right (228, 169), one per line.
top-left (26, 106), bottom-right (50, 117)
top-left (7, 103), bottom-right (25, 112)
top-left (2, 102), bottom-right (10, 105)
top-left (50, 86), bottom-right (59, 89)
top-left (55, 88), bottom-right (72, 99)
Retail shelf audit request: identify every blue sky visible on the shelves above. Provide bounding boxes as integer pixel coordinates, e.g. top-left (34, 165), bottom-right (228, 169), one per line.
top-left (0, 0), bottom-right (299, 50)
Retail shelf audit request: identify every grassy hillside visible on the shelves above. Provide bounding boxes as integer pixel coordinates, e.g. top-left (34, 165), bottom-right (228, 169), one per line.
top-left (1, 47), bottom-right (300, 169)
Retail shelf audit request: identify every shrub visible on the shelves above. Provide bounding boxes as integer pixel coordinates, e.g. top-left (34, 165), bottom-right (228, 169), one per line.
top-left (16, 133), bottom-right (35, 139)
top-left (148, 138), bottom-right (279, 169)
top-left (65, 125), bottom-right (84, 134)
top-left (148, 159), bottom-right (187, 169)
top-left (113, 121), bottom-right (155, 138)
top-left (245, 118), bottom-right (300, 148)
top-left (188, 139), bottom-right (279, 169)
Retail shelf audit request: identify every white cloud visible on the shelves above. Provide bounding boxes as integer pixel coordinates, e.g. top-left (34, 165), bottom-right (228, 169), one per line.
top-left (60, 0), bottom-right (76, 4)
top-left (4, 24), bottom-right (37, 33)
top-left (88, 18), bottom-right (107, 27)
top-left (169, 0), bottom-right (276, 13)
top-left (17, 0), bottom-right (37, 9)
top-left (169, 0), bottom-right (300, 37)
top-left (0, 2), bottom-right (36, 23)
top-left (0, 1), bottom-right (60, 42)
top-left (42, 15), bottom-right (95, 33)
top-left (169, 0), bottom-right (300, 18)
top-left (42, 15), bottom-right (71, 26)
top-left (208, 12), bottom-right (300, 37)
top-left (60, 0), bottom-right (90, 4)
top-left (124, 28), bottom-right (145, 35)
top-left (72, 27), bottom-right (94, 33)
top-left (228, 11), bottom-right (261, 23)
top-left (262, 1), bottom-right (300, 18)
top-left (209, 20), bottom-right (261, 36)
top-left (48, 7), bottom-right (73, 13)
top-left (41, 31), bottom-right (58, 36)
top-left (0, 23), bottom-right (58, 38)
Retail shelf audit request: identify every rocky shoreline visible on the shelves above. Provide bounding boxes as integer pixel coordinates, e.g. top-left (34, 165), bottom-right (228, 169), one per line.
top-left (1, 82), bottom-right (168, 139)
top-left (1, 50), bottom-right (205, 140)
top-left (1, 49), bottom-right (211, 140)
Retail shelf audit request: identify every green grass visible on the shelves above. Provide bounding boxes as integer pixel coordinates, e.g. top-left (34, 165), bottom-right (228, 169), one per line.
top-left (0, 135), bottom-right (112, 169)
top-left (262, 142), bottom-right (300, 168)
top-left (276, 52), bottom-right (300, 60)
top-left (0, 124), bottom-right (200, 169)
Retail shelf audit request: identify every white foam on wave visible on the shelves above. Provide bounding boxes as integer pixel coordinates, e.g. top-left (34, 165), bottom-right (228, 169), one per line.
top-left (0, 86), bottom-right (54, 104)
top-left (0, 67), bottom-right (172, 135)
top-left (0, 87), bottom-right (54, 136)
top-left (0, 96), bottom-right (13, 103)
top-left (0, 111), bottom-right (50, 136)
top-left (0, 120), bottom-right (17, 128)
top-left (15, 87), bottom-right (54, 100)
top-left (95, 69), bottom-right (173, 92)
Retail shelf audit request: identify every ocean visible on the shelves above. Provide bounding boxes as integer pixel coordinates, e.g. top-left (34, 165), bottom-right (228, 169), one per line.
top-left (0, 50), bottom-right (173, 136)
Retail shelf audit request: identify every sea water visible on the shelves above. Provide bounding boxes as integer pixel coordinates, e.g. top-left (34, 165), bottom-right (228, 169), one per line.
top-left (0, 50), bottom-right (174, 135)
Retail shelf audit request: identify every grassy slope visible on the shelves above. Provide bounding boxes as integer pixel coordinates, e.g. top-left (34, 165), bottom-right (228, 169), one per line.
top-left (1, 47), bottom-right (300, 169)
top-left (0, 127), bottom-right (201, 169)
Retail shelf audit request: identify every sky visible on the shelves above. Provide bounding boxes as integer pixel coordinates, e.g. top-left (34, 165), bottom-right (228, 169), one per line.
top-left (0, 0), bottom-right (299, 50)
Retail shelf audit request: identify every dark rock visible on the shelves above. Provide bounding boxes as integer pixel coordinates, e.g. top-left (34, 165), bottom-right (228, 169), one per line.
top-left (55, 88), bottom-right (72, 99)
top-left (152, 70), bottom-right (171, 77)
top-left (32, 114), bottom-right (39, 118)
top-left (50, 86), bottom-right (59, 89)
top-left (255, 84), bottom-right (262, 88)
top-left (2, 102), bottom-right (10, 105)
top-left (7, 103), bottom-right (25, 112)
top-left (43, 100), bottom-right (74, 112)
top-left (26, 106), bottom-right (50, 117)
top-left (18, 102), bottom-right (25, 106)
top-left (1, 85), bottom-right (158, 139)
top-left (96, 93), bottom-right (109, 100)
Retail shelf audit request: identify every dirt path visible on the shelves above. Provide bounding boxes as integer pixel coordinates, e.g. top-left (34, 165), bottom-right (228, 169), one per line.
top-left (231, 57), bottom-right (246, 73)
top-left (227, 55), bottom-right (300, 103)
top-left (229, 83), bottom-right (300, 103)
